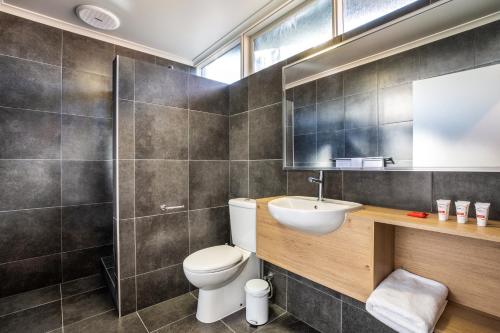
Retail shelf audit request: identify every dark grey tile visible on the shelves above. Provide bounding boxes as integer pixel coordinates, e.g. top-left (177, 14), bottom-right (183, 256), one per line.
top-left (61, 161), bottom-right (112, 205)
top-left (62, 274), bottom-right (105, 298)
top-left (475, 20), bottom-right (500, 66)
top-left (135, 61), bottom-right (188, 108)
top-left (189, 111), bottom-right (228, 160)
top-left (138, 293), bottom-right (197, 331)
top-left (0, 107), bottom-right (60, 159)
top-left (0, 12), bottom-right (61, 65)
top-left (0, 160), bottom-right (60, 211)
top-left (0, 284), bottom-right (60, 317)
top-left (189, 75), bottom-right (229, 115)
top-left (432, 172), bottom-right (500, 219)
top-left (342, 302), bottom-right (396, 333)
top-left (222, 304), bottom-right (285, 333)
top-left (317, 73), bottom-right (343, 103)
top-left (288, 272), bottom-right (340, 299)
top-left (0, 300), bottom-right (61, 333)
top-left (248, 61), bottom-right (283, 110)
top-left (229, 78), bottom-right (248, 115)
top-left (317, 130), bottom-right (345, 162)
top-left (118, 57), bottom-right (134, 101)
top-left (230, 112), bottom-right (249, 160)
top-left (136, 212), bottom-right (188, 274)
top-left (341, 294), bottom-right (365, 311)
top-left (293, 81), bottom-right (316, 108)
top-left (264, 262), bottom-right (288, 275)
top-left (118, 160), bottom-right (134, 219)
top-left (287, 171), bottom-right (319, 197)
top-left (294, 134), bottom-right (317, 164)
top-left (377, 49), bottom-right (419, 88)
top-left (378, 84), bottom-right (413, 124)
top-left (324, 171), bottom-right (343, 200)
top-left (155, 57), bottom-right (193, 74)
top-left (117, 100), bottom-right (134, 159)
top-left (64, 311), bottom-right (146, 333)
top-left (62, 245), bottom-right (113, 281)
top-left (345, 92), bottom-right (377, 129)
top-left (344, 62), bottom-right (377, 96)
top-left (189, 207), bottom-right (229, 253)
top-left (343, 171), bottom-right (432, 211)
top-left (317, 99), bottom-right (344, 132)
top-left (287, 278), bottom-right (341, 333)
top-left (249, 160), bottom-right (287, 199)
top-left (63, 32), bottom-right (115, 76)
top-left (115, 46), bottom-right (155, 64)
top-left (249, 103), bottom-right (283, 160)
top-left (419, 31), bottom-right (474, 79)
top-left (62, 288), bottom-right (114, 326)
top-left (345, 127), bottom-right (378, 158)
top-left (0, 254), bottom-right (61, 298)
top-left (263, 266), bottom-right (287, 310)
top-left (294, 105), bottom-right (316, 136)
top-left (256, 313), bottom-right (319, 333)
top-left (135, 160), bottom-right (188, 217)
top-left (136, 264), bottom-right (189, 309)
top-left (230, 161), bottom-right (249, 199)
top-left (379, 122), bottom-right (413, 161)
top-left (0, 207), bottom-right (60, 263)
top-left (189, 161), bottom-right (229, 209)
top-left (62, 203), bottom-right (112, 251)
top-left (62, 114), bottom-right (112, 160)
top-left (157, 314), bottom-right (231, 333)
top-left (0, 55), bottom-right (61, 111)
top-left (120, 277), bottom-right (136, 315)
top-left (62, 68), bottom-right (112, 118)
top-left (135, 103), bottom-right (188, 159)
top-left (118, 219), bottom-right (135, 279)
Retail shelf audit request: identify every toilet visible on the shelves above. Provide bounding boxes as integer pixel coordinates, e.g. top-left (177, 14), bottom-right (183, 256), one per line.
top-left (183, 198), bottom-right (260, 323)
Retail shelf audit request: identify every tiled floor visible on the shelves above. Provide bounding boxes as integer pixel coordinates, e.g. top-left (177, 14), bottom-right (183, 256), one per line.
top-left (0, 276), bottom-right (318, 333)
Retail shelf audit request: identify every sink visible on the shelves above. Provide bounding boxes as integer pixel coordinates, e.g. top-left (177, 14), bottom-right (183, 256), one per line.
top-left (267, 196), bottom-right (362, 235)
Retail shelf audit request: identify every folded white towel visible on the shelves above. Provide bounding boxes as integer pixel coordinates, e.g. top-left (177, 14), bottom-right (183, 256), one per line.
top-left (366, 269), bottom-right (448, 333)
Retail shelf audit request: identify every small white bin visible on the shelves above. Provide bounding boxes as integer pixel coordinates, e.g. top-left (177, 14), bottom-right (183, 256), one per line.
top-left (245, 279), bottom-right (270, 326)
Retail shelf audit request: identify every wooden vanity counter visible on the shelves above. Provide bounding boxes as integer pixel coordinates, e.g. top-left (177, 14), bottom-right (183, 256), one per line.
top-left (256, 197), bottom-right (500, 333)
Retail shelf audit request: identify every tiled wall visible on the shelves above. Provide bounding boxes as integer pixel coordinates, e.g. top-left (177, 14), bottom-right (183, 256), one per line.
top-left (0, 12), bottom-right (193, 298)
top-left (114, 57), bottom-right (230, 314)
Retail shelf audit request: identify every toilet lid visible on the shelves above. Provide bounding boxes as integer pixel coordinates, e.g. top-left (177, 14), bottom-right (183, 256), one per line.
top-left (183, 245), bottom-right (243, 273)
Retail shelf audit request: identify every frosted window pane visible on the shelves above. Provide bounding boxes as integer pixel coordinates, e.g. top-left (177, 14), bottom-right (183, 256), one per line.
top-left (201, 45), bottom-right (241, 84)
top-left (253, 0), bottom-right (332, 72)
top-left (343, 0), bottom-right (418, 32)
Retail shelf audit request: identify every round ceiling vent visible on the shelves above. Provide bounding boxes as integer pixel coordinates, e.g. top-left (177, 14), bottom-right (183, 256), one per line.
top-left (75, 5), bottom-right (120, 30)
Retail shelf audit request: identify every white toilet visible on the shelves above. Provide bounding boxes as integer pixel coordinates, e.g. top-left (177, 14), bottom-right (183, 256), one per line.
top-left (183, 198), bottom-right (260, 323)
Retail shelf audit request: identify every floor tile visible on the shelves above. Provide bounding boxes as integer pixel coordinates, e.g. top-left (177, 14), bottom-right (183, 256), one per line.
top-left (0, 300), bottom-right (61, 333)
top-left (0, 284), bottom-right (60, 317)
top-left (64, 311), bottom-right (147, 333)
top-left (61, 274), bottom-right (105, 298)
top-left (255, 313), bottom-right (319, 333)
top-left (222, 304), bottom-right (286, 333)
top-left (157, 314), bottom-right (232, 333)
top-left (138, 292), bottom-right (197, 331)
top-left (62, 287), bottom-right (114, 326)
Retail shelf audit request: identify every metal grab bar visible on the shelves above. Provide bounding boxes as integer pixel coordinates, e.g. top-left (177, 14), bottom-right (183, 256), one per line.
top-left (160, 204), bottom-right (185, 212)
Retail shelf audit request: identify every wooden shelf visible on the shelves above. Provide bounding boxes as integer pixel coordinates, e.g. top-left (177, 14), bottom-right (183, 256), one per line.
top-left (349, 206), bottom-right (500, 243)
top-left (436, 302), bottom-right (500, 333)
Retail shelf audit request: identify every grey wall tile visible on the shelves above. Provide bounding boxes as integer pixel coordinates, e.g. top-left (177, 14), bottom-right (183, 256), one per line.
top-left (135, 61), bottom-right (188, 108)
top-left (62, 114), bottom-right (112, 160)
top-left (317, 73), bottom-right (343, 103)
top-left (379, 122), bottom-right (413, 161)
top-left (324, 171), bottom-right (343, 200)
top-left (294, 104), bottom-right (316, 136)
top-left (345, 92), bottom-right (377, 129)
top-left (62, 245), bottom-right (112, 281)
top-left (189, 207), bottom-right (230, 253)
top-left (155, 57), bottom-right (193, 74)
top-left (263, 265), bottom-right (287, 310)
top-left (249, 103), bottom-right (283, 160)
top-left (230, 161), bottom-right (249, 199)
top-left (229, 78), bottom-right (248, 115)
top-left (287, 171), bottom-right (318, 197)
top-left (135, 160), bottom-right (188, 217)
top-left (62, 68), bottom-right (112, 118)
top-left (288, 272), bottom-right (340, 299)
top-left (293, 81), bottom-right (316, 108)
top-left (136, 264), bottom-right (189, 309)
top-left (255, 313), bottom-right (317, 332)
top-left (345, 127), bottom-right (378, 157)
top-left (0, 107), bottom-right (60, 159)
top-left (188, 75), bottom-right (229, 115)
top-left (378, 84), bottom-right (413, 124)
top-left (317, 130), bottom-right (345, 161)
top-left (119, 219), bottom-right (136, 279)
top-left (0, 208), bottom-right (60, 263)
top-left (62, 32), bottom-right (115, 76)
top-left (343, 171), bottom-right (432, 211)
top-left (475, 20), bottom-right (500, 66)
top-left (0, 300), bottom-right (62, 333)
top-left (118, 160), bottom-right (135, 220)
top-left (249, 160), bottom-right (287, 199)
top-left (136, 212), bottom-right (188, 274)
top-left (0, 55), bottom-right (61, 111)
top-left (189, 111), bottom-right (228, 160)
top-left (0, 284), bottom-right (60, 317)
top-left (62, 288), bottom-right (114, 326)
top-left (189, 161), bottom-right (229, 209)
top-left (377, 49), bottom-right (419, 88)
top-left (229, 112), bottom-right (249, 161)
top-left (0, 160), bottom-right (60, 211)
top-left (62, 161), bottom-right (112, 206)
top-left (118, 57), bottom-right (134, 101)
top-left (0, 254), bottom-right (61, 298)
top-left (115, 46), bottom-right (155, 64)
top-left (317, 99), bottom-right (344, 132)
top-left (294, 134), bottom-right (317, 163)
top-left (61, 274), bottom-right (104, 297)
top-left (248, 61), bottom-right (283, 110)
top-left (62, 203), bottom-right (112, 251)
top-left (120, 277), bottom-right (137, 315)
top-left (117, 99), bottom-right (135, 159)
top-left (0, 12), bottom-right (62, 65)
top-left (135, 103), bottom-right (188, 159)
top-left (344, 62), bottom-right (377, 96)
top-left (342, 303), bottom-right (396, 333)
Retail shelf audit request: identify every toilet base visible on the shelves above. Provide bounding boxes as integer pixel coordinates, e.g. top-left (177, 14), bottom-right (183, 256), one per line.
top-left (195, 254), bottom-right (260, 323)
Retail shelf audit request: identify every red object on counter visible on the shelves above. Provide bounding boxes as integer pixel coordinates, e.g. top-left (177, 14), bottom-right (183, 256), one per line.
top-left (407, 211), bottom-right (429, 218)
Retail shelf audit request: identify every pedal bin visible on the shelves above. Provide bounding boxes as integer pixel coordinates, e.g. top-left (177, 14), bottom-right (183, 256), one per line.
top-left (245, 279), bottom-right (270, 325)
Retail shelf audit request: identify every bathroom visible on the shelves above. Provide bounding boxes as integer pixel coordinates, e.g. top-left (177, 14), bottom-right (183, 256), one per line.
top-left (1, 0), bottom-right (500, 332)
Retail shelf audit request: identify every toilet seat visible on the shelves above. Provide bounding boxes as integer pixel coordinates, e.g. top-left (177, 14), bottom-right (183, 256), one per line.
top-left (184, 245), bottom-right (243, 273)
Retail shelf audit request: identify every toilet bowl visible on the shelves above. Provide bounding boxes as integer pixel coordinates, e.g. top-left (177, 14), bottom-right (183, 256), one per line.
top-left (183, 198), bottom-right (260, 323)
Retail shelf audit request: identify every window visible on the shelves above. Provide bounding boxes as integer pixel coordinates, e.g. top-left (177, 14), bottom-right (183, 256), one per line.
top-left (252, 0), bottom-right (333, 72)
top-left (342, 0), bottom-right (419, 32)
top-left (201, 44), bottom-right (241, 84)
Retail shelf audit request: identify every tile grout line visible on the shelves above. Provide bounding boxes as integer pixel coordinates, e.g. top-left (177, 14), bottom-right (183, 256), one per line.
top-left (62, 309), bottom-right (115, 330)
top-left (219, 319), bottom-right (236, 333)
top-left (136, 312), bottom-right (150, 332)
top-left (148, 312), bottom-right (195, 333)
top-left (0, 297), bottom-right (61, 319)
top-left (60, 28), bottom-right (64, 296)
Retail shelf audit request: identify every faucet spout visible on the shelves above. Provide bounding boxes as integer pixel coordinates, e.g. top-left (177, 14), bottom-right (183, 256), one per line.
top-left (307, 171), bottom-right (324, 201)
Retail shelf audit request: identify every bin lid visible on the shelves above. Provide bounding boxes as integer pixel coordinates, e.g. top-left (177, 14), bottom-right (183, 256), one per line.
top-left (245, 279), bottom-right (270, 297)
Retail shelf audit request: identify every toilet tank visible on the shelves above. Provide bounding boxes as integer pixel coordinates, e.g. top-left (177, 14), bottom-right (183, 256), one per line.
top-left (229, 198), bottom-right (256, 252)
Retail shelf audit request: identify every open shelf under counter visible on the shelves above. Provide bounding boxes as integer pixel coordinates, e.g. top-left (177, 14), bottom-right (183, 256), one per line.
top-left (436, 302), bottom-right (500, 333)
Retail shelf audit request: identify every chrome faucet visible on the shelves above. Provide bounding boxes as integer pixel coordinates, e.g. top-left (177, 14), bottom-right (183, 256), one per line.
top-left (308, 171), bottom-right (324, 201)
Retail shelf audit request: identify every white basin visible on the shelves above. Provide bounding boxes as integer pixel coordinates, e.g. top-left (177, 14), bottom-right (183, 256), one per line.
top-left (268, 196), bottom-right (362, 235)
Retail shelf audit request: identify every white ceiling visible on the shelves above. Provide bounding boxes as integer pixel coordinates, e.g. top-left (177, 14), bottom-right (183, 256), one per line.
top-left (3, 0), bottom-right (278, 64)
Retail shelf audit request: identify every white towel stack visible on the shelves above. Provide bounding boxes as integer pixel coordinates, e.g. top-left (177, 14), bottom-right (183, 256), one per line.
top-left (366, 269), bottom-right (448, 333)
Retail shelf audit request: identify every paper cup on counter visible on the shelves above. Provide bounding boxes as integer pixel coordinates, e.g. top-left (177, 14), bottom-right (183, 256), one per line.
top-left (475, 202), bottom-right (490, 227)
top-left (455, 201), bottom-right (470, 224)
top-left (436, 199), bottom-right (450, 221)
